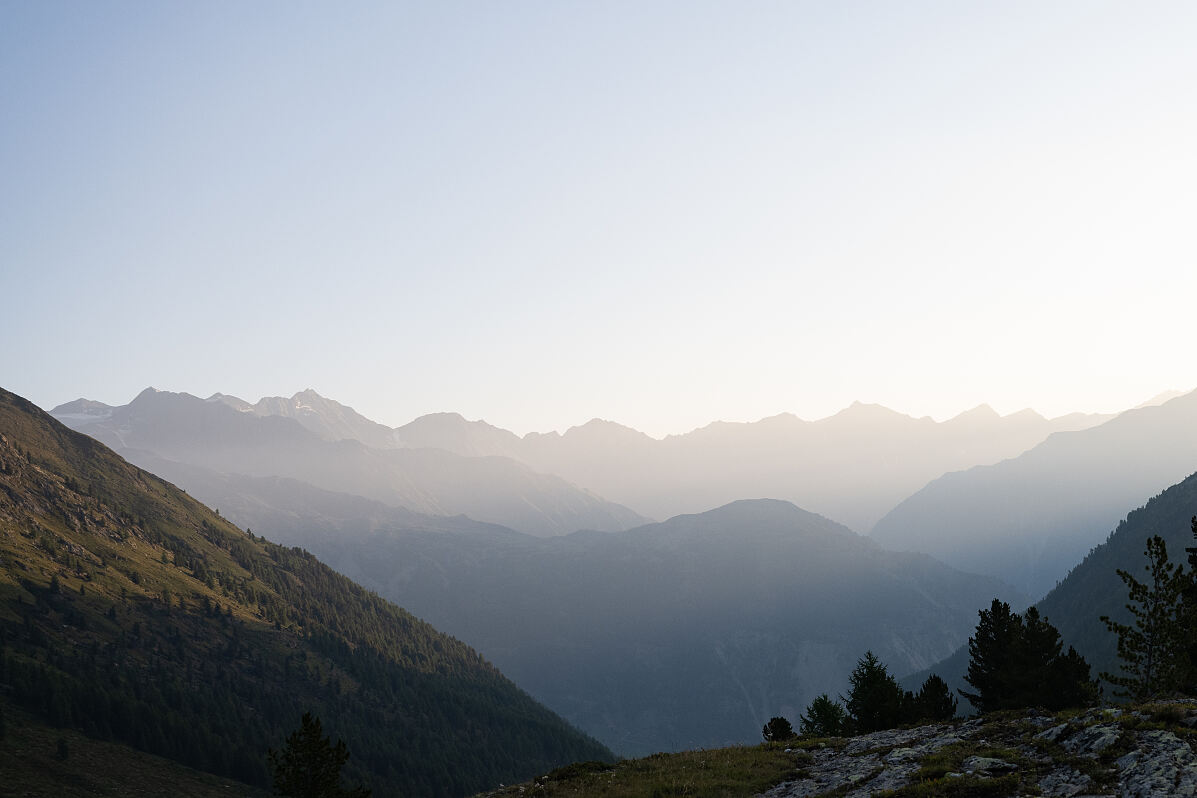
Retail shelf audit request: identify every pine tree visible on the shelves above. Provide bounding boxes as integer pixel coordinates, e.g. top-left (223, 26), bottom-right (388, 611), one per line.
top-left (268, 713), bottom-right (370, 798)
top-left (843, 651), bottom-right (905, 733)
top-left (762, 716), bottom-right (795, 742)
top-left (960, 599), bottom-right (1022, 713)
top-left (1023, 607), bottom-right (1096, 710)
top-left (1182, 516), bottom-right (1197, 692)
top-left (1101, 535), bottom-right (1188, 699)
top-left (799, 694), bottom-right (849, 737)
top-left (910, 674), bottom-right (957, 722)
top-left (961, 599), bottom-right (1096, 712)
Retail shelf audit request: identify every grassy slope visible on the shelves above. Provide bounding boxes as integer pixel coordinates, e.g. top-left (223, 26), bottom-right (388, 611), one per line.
top-left (478, 745), bottom-right (803, 798)
top-left (0, 703), bottom-right (268, 798)
top-left (479, 703), bottom-right (1197, 798)
top-left (0, 387), bottom-right (610, 797)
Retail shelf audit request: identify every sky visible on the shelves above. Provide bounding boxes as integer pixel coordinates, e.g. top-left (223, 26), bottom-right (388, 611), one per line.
top-left (3, 2), bottom-right (1196, 437)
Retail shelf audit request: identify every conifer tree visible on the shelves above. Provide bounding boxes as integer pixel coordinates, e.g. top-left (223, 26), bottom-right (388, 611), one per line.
top-left (843, 651), bottom-right (905, 733)
top-left (1022, 607), bottom-right (1096, 710)
top-left (961, 599), bottom-right (1096, 712)
top-left (268, 713), bottom-right (370, 798)
top-left (910, 674), bottom-right (957, 722)
top-left (960, 599), bottom-right (1022, 713)
top-left (798, 694), bottom-right (849, 737)
top-left (762, 716), bottom-right (796, 742)
top-left (1101, 535), bottom-right (1189, 699)
top-left (1182, 516), bottom-right (1197, 692)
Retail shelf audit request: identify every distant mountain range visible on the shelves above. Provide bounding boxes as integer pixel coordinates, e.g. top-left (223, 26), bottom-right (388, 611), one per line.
top-left (117, 459), bottom-right (1024, 755)
top-left (56, 387), bottom-right (1116, 535)
top-left (0, 387), bottom-right (611, 796)
top-left (53, 388), bottom-right (646, 537)
top-left (495, 403), bottom-right (1113, 533)
top-left (46, 383), bottom-right (1197, 751)
top-left (871, 388), bottom-right (1197, 599)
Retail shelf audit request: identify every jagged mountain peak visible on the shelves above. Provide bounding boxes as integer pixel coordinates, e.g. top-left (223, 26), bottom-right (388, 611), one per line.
top-left (129, 386), bottom-right (200, 406)
top-left (825, 400), bottom-right (916, 423)
top-left (49, 397), bottom-right (114, 417)
top-left (205, 392), bottom-right (252, 411)
top-left (561, 417), bottom-right (651, 442)
top-left (950, 403), bottom-right (1000, 420)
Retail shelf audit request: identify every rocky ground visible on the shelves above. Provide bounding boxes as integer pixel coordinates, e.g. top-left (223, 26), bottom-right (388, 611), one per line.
top-left (760, 700), bottom-right (1197, 797)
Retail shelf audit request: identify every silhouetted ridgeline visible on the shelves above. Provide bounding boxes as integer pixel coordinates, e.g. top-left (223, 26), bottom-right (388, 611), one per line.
top-left (872, 389), bottom-right (1197, 599)
top-left (0, 387), bottom-right (611, 797)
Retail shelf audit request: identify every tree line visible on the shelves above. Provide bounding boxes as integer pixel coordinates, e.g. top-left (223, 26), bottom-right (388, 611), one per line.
top-left (766, 514), bottom-right (1197, 741)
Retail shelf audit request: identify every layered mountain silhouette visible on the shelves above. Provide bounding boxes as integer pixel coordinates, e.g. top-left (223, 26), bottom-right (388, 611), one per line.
top-left (871, 389), bottom-right (1197, 599)
top-left (115, 388), bottom-right (1114, 534)
top-left (49, 384), bottom-right (1190, 754)
top-left (1036, 468), bottom-right (1197, 684)
top-left (398, 403), bottom-right (1111, 532)
top-left (0, 387), bottom-right (611, 796)
top-left (53, 388), bottom-right (646, 537)
top-left (125, 469), bottom-right (1024, 755)
top-left (906, 466), bottom-right (1197, 710)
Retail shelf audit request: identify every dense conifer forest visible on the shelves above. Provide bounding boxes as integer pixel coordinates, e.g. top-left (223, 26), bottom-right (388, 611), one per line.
top-left (0, 387), bottom-right (611, 797)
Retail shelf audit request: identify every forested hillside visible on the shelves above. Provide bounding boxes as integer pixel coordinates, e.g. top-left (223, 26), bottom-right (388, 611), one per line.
top-left (906, 468), bottom-right (1197, 709)
top-left (0, 387), bottom-right (610, 797)
top-left (169, 486), bottom-right (1021, 755)
top-left (1037, 468), bottom-right (1197, 682)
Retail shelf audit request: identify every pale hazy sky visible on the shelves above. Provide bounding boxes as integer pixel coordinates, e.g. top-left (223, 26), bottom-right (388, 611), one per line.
top-left (3, 2), bottom-right (1195, 436)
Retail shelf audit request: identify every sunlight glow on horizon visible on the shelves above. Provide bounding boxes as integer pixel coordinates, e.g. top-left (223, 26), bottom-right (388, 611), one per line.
top-left (3, 2), bottom-right (1196, 437)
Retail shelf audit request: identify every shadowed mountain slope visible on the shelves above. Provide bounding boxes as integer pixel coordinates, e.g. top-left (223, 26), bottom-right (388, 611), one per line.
top-left (905, 469), bottom-right (1197, 710)
top-left (871, 389), bottom-right (1197, 599)
top-left (0, 387), bottom-right (611, 797)
top-left (1035, 469), bottom-right (1197, 685)
top-left (156, 475), bottom-right (1023, 756)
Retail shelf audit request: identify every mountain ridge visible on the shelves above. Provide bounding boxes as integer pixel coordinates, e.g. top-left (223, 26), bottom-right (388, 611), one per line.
top-left (169, 475), bottom-right (1024, 756)
top-left (0, 385), bottom-right (612, 796)
top-left (55, 387), bottom-right (1116, 534)
top-left (871, 387), bottom-right (1197, 598)
top-left (51, 388), bottom-right (646, 537)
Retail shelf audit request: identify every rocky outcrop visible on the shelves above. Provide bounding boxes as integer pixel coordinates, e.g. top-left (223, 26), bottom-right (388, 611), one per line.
top-left (760, 701), bottom-right (1197, 798)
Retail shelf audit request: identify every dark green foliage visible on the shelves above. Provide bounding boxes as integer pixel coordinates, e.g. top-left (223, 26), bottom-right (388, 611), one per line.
top-left (1100, 535), bottom-right (1189, 699)
top-left (0, 387), bottom-right (612, 797)
top-left (1035, 476), bottom-right (1197, 692)
top-left (843, 651), bottom-right (906, 733)
top-left (961, 599), bottom-right (1097, 713)
top-left (1183, 515), bottom-right (1197, 692)
top-left (909, 674), bottom-right (957, 722)
top-left (761, 716), bottom-right (795, 742)
top-left (798, 694), bottom-right (848, 737)
top-left (268, 713), bottom-right (369, 798)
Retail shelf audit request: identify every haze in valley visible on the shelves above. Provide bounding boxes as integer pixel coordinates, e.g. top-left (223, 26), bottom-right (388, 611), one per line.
top-left (4, 2), bottom-right (1197, 787)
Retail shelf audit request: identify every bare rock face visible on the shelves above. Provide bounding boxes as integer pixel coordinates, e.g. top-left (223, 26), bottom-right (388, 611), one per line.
top-left (759, 721), bottom-right (984, 798)
top-left (1116, 729), bottom-right (1197, 798)
top-left (759, 702), bottom-right (1197, 798)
